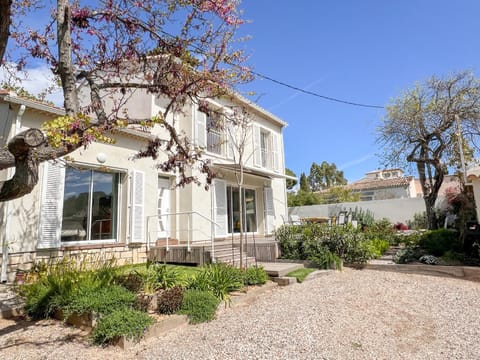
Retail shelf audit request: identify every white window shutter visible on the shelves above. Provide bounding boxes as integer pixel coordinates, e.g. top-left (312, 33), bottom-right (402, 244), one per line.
top-left (272, 133), bottom-right (280, 172)
top-left (38, 161), bottom-right (65, 249)
top-left (226, 122), bottom-right (235, 160)
top-left (213, 179), bottom-right (227, 237)
top-left (195, 109), bottom-right (206, 148)
top-left (253, 125), bottom-right (261, 167)
top-left (130, 170), bottom-right (145, 243)
top-left (264, 187), bottom-right (275, 234)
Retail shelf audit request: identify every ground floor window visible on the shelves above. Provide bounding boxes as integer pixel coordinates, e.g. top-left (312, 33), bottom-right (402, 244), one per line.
top-left (227, 186), bottom-right (257, 233)
top-left (61, 168), bottom-right (119, 242)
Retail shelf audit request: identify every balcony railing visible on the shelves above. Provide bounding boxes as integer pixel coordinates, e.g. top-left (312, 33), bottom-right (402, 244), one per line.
top-left (207, 131), bottom-right (222, 155)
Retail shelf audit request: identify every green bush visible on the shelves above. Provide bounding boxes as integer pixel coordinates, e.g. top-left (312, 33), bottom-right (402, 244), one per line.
top-left (20, 256), bottom-right (118, 319)
top-left (178, 290), bottom-right (220, 324)
top-left (363, 238), bottom-right (390, 258)
top-left (62, 285), bottom-right (136, 319)
top-left (308, 248), bottom-right (342, 270)
top-left (393, 246), bottom-right (422, 264)
top-left (157, 286), bottom-right (184, 315)
top-left (364, 219), bottom-right (396, 244)
top-left (243, 266), bottom-right (268, 285)
top-left (277, 223), bottom-right (380, 265)
top-left (91, 308), bottom-right (154, 345)
top-left (143, 264), bottom-right (185, 293)
top-left (418, 229), bottom-right (462, 256)
top-left (115, 272), bottom-right (144, 293)
top-left (188, 263), bottom-right (244, 302)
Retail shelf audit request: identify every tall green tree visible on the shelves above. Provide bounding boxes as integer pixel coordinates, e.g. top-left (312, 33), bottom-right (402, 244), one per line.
top-left (307, 161), bottom-right (347, 191)
top-left (378, 71), bottom-right (480, 229)
top-left (285, 168), bottom-right (297, 190)
top-left (299, 172), bottom-right (310, 192)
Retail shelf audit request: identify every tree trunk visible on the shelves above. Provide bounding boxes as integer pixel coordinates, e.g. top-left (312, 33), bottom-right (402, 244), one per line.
top-left (0, 0), bottom-right (12, 62)
top-left (57, 0), bottom-right (79, 116)
top-left (0, 129), bottom-right (45, 201)
top-left (424, 195), bottom-right (438, 230)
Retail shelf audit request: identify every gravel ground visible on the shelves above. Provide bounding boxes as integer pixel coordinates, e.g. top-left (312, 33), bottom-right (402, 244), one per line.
top-left (1, 268), bottom-right (480, 360)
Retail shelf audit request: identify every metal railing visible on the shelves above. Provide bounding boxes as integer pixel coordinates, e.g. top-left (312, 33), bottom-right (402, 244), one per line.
top-left (146, 211), bottom-right (220, 259)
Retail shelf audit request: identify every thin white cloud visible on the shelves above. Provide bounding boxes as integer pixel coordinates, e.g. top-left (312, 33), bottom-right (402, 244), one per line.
top-left (0, 63), bottom-right (63, 106)
top-left (339, 153), bottom-right (375, 170)
top-left (268, 78), bottom-right (325, 111)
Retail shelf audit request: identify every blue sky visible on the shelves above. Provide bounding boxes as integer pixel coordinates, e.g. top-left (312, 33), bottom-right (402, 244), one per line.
top-left (236, 0), bottom-right (480, 182)
top-left (5, 1), bottom-right (480, 183)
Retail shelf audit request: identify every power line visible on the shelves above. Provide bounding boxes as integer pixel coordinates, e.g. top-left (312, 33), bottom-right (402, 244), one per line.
top-left (158, 29), bottom-right (385, 109)
top-left (250, 70), bottom-right (385, 109)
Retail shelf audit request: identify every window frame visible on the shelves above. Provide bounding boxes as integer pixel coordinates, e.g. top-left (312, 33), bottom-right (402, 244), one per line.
top-left (60, 166), bottom-right (123, 246)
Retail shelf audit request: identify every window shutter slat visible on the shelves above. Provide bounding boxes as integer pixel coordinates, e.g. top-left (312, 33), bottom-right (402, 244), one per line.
top-left (213, 180), bottom-right (227, 237)
top-left (38, 161), bottom-right (65, 249)
top-left (264, 187), bottom-right (275, 234)
top-left (272, 133), bottom-right (280, 172)
top-left (253, 125), bottom-right (261, 167)
top-left (130, 170), bottom-right (145, 243)
top-left (195, 109), bottom-right (206, 148)
top-left (226, 122), bottom-right (235, 159)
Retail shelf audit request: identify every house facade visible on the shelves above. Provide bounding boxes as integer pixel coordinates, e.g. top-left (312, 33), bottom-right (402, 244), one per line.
top-left (0, 89), bottom-right (288, 282)
top-left (346, 169), bottom-right (421, 201)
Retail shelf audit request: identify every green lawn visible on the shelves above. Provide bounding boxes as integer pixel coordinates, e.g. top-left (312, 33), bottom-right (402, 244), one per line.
top-left (286, 268), bottom-right (317, 283)
top-left (117, 262), bottom-right (202, 278)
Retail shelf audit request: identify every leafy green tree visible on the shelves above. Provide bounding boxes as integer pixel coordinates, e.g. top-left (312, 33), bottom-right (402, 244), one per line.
top-left (307, 161), bottom-right (347, 191)
top-left (378, 71), bottom-right (480, 229)
top-left (299, 172), bottom-right (310, 192)
top-left (318, 187), bottom-right (360, 204)
top-left (287, 190), bottom-right (321, 207)
top-left (285, 168), bottom-right (297, 190)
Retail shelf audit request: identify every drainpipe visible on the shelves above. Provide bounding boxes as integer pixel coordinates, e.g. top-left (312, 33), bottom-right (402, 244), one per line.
top-left (1, 104), bottom-right (26, 282)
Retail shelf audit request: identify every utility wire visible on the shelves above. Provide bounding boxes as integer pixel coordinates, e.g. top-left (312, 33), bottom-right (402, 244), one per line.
top-left (250, 70), bottom-right (385, 109)
top-left (158, 29), bottom-right (385, 109)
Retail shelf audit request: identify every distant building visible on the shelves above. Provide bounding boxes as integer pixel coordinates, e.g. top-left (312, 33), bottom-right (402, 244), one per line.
top-left (347, 169), bottom-right (420, 201)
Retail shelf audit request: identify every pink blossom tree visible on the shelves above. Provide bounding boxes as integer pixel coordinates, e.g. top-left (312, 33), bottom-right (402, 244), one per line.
top-left (0, 0), bottom-right (250, 201)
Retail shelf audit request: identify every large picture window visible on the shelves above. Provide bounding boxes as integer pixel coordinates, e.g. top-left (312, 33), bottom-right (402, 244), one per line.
top-left (227, 186), bottom-right (257, 233)
top-left (61, 168), bottom-right (119, 242)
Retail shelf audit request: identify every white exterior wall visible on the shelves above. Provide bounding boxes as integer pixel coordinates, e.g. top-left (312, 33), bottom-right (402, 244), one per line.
top-left (0, 89), bottom-right (288, 278)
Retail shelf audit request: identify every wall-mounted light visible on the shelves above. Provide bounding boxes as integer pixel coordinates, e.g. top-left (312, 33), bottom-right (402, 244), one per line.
top-left (96, 152), bottom-right (107, 164)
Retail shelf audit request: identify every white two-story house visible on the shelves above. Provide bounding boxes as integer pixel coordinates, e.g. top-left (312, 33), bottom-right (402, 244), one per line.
top-left (0, 89), bottom-right (289, 281)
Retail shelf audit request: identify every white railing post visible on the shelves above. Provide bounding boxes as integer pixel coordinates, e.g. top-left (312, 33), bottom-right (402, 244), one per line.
top-left (187, 213), bottom-right (191, 251)
top-left (166, 214), bottom-right (169, 251)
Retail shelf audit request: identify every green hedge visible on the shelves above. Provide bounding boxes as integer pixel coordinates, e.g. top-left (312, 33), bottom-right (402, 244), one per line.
top-left (276, 222), bottom-right (391, 265)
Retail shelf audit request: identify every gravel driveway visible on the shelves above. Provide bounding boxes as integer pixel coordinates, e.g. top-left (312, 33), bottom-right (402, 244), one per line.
top-left (1, 268), bottom-right (479, 360)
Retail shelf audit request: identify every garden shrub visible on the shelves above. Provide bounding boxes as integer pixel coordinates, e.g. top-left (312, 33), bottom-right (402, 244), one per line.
top-left (363, 238), bottom-right (390, 258)
top-left (418, 229), bottom-right (462, 256)
top-left (393, 246), bottom-right (422, 264)
top-left (157, 286), bottom-right (185, 315)
top-left (115, 272), bottom-right (144, 293)
top-left (364, 219), bottom-right (396, 244)
top-left (142, 263), bottom-right (185, 293)
top-left (62, 285), bottom-right (136, 319)
top-left (277, 223), bottom-right (388, 265)
top-left (243, 266), bottom-right (268, 285)
top-left (91, 308), bottom-right (154, 345)
top-left (419, 255), bottom-right (439, 265)
top-left (20, 255), bottom-right (118, 319)
top-left (308, 248), bottom-right (342, 270)
top-left (188, 263), bottom-right (244, 302)
top-left (178, 290), bottom-right (221, 324)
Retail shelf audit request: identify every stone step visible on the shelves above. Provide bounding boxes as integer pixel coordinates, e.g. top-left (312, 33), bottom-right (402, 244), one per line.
top-left (258, 262), bottom-right (305, 277)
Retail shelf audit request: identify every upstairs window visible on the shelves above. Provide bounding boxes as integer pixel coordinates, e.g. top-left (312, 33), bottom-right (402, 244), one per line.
top-left (206, 112), bottom-right (223, 155)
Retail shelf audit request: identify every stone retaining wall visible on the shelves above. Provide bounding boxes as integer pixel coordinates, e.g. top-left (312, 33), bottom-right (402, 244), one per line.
top-left (1, 243), bottom-right (148, 283)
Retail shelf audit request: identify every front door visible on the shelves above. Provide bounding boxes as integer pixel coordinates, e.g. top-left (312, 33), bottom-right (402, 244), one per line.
top-left (157, 177), bottom-right (171, 238)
